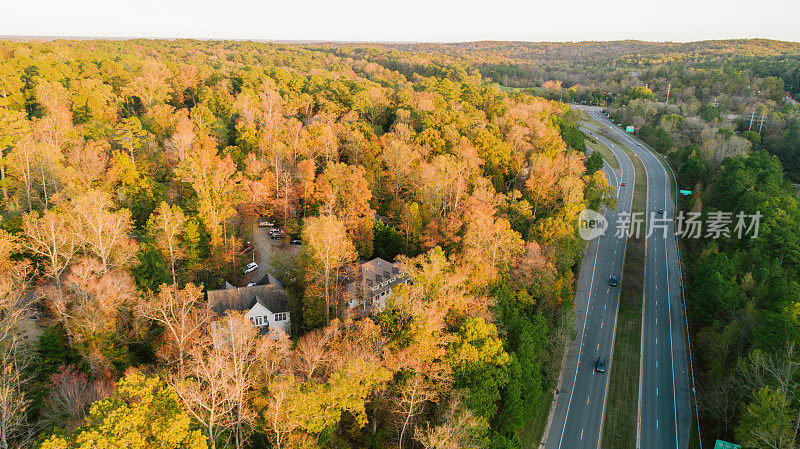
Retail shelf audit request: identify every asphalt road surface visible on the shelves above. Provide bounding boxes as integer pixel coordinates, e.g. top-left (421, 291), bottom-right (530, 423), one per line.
top-left (587, 108), bottom-right (691, 449)
top-left (544, 112), bottom-right (635, 449)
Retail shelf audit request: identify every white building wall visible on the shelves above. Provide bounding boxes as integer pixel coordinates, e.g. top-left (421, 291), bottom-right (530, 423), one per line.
top-left (244, 302), bottom-right (291, 336)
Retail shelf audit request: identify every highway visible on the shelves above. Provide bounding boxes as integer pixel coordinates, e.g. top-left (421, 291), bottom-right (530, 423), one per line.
top-left (544, 112), bottom-right (635, 449)
top-left (586, 107), bottom-right (691, 449)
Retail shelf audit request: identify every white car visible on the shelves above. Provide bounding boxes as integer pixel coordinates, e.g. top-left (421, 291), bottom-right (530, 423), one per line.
top-left (246, 282), bottom-right (256, 287)
top-left (258, 221), bottom-right (275, 227)
top-left (243, 262), bottom-right (258, 274)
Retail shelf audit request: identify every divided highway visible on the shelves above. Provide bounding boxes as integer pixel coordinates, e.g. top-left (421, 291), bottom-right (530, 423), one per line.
top-left (544, 115), bottom-right (635, 449)
top-left (587, 107), bottom-right (691, 449)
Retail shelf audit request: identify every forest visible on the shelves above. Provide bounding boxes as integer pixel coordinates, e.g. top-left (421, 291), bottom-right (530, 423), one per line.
top-left (355, 38), bottom-right (800, 448)
top-left (0, 39), bottom-right (615, 449)
top-left (593, 51), bottom-right (800, 448)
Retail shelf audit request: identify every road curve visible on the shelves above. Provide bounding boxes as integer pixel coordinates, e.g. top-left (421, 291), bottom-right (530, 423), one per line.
top-left (587, 108), bottom-right (691, 449)
top-left (544, 109), bottom-right (635, 449)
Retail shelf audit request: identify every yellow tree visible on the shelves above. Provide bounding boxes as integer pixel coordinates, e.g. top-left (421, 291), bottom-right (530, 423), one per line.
top-left (302, 215), bottom-right (357, 325)
top-left (0, 231), bottom-right (32, 449)
top-left (0, 108), bottom-right (30, 210)
top-left (315, 162), bottom-right (375, 257)
top-left (39, 373), bottom-right (208, 449)
top-left (177, 136), bottom-right (241, 247)
top-left (147, 202), bottom-right (187, 287)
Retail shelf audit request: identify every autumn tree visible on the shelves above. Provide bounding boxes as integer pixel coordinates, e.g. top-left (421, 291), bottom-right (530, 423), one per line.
top-left (39, 365), bottom-right (115, 432)
top-left (40, 373), bottom-right (208, 449)
top-left (147, 202), bottom-right (187, 287)
top-left (68, 190), bottom-right (138, 272)
top-left (177, 136), bottom-right (241, 248)
top-left (22, 209), bottom-right (76, 286)
top-left (415, 396), bottom-right (489, 449)
top-left (0, 231), bottom-right (32, 449)
top-left (315, 162), bottom-right (375, 257)
top-left (0, 108), bottom-right (29, 210)
top-left (302, 215), bottom-right (357, 326)
top-left (43, 258), bottom-right (137, 373)
top-left (140, 283), bottom-right (209, 375)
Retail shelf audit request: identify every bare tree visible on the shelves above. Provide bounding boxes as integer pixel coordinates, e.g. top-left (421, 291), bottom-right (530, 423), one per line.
top-left (214, 312), bottom-right (265, 449)
top-left (147, 202), bottom-right (186, 288)
top-left (22, 209), bottom-right (76, 286)
top-left (0, 340), bottom-right (31, 449)
top-left (139, 283), bottom-right (209, 375)
top-left (293, 325), bottom-right (338, 380)
top-left (397, 371), bottom-right (439, 449)
top-left (69, 190), bottom-right (138, 272)
top-left (416, 395), bottom-right (487, 449)
top-left (0, 231), bottom-right (33, 449)
top-left (172, 338), bottom-right (236, 449)
top-left (39, 365), bottom-right (115, 432)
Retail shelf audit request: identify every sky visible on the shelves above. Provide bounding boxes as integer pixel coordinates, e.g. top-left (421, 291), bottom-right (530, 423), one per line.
top-left (2, 0), bottom-right (799, 43)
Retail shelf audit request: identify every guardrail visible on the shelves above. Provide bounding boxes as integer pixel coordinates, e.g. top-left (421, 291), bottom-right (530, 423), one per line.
top-left (636, 131), bottom-right (703, 449)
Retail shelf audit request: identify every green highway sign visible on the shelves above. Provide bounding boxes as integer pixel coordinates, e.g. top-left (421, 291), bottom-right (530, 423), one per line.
top-left (713, 440), bottom-right (740, 449)
top-left (626, 125), bottom-right (635, 132)
top-left (680, 189), bottom-right (692, 195)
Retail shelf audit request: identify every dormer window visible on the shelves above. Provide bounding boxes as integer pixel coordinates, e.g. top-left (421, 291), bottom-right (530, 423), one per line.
top-left (376, 275), bottom-right (382, 283)
top-left (383, 270), bottom-right (389, 278)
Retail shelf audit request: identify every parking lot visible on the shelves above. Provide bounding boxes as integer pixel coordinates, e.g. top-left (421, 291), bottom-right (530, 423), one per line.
top-left (238, 219), bottom-right (301, 286)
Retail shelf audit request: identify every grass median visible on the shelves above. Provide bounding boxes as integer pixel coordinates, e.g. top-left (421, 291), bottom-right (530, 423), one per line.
top-left (601, 139), bottom-right (647, 449)
top-left (585, 137), bottom-right (621, 170)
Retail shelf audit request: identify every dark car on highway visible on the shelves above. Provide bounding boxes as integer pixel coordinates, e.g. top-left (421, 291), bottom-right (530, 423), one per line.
top-left (596, 357), bottom-right (607, 373)
top-left (609, 275), bottom-right (618, 286)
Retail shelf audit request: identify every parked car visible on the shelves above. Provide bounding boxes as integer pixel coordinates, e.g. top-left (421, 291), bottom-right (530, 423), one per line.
top-left (270, 233), bottom-right (284, 240)
top-left (620, 182), bottom-right (626, 186)
top-left (246, 282), bottom-right (256, 287)
top-left (239, 244), bottom-right (254, 254)
top-left (596, 357), bottom-right (607, 373)
top-left (290, 239), bottom-right (302, 245)
top-left (657, 208), bottom-right (664, 215)
top-left (243, 262), bottom-right (258, 274)
top-left (269, 228), bottom-right (281, 234)
top-left (609, 275), bottom-right (619, 286)
top-left (258, 220), bottom-right (275, 227)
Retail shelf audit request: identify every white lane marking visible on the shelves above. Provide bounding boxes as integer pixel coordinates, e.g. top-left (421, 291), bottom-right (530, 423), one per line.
top-left (557, 223), bottom-right (602, 449)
